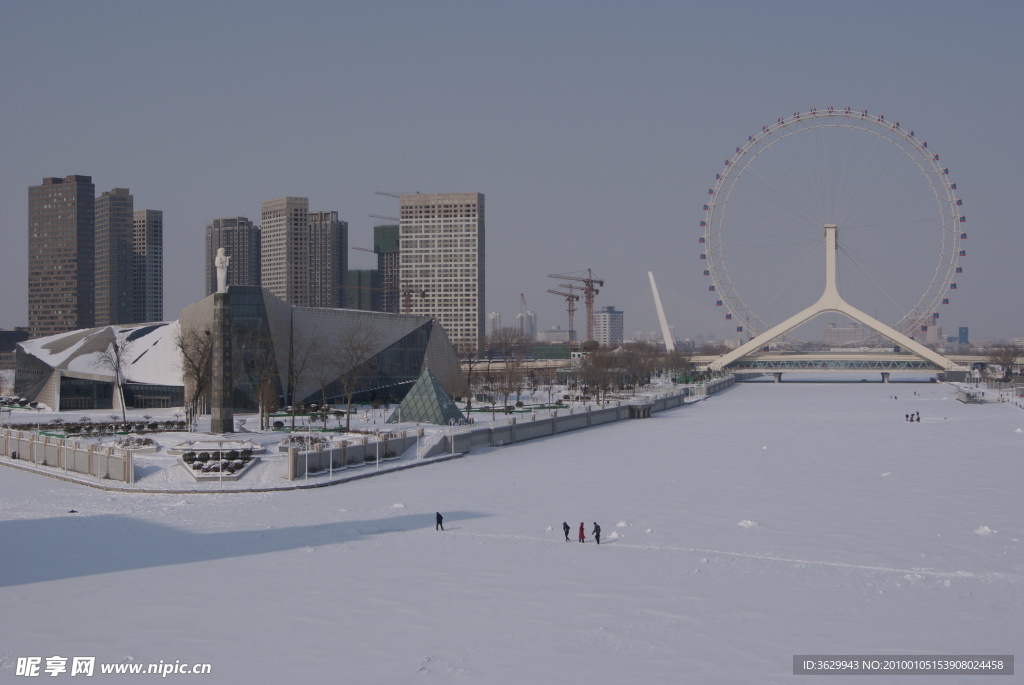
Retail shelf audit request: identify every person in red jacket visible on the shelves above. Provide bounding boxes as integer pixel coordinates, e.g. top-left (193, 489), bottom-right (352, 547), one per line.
top-left (578, 522), bottom-right (585, 543)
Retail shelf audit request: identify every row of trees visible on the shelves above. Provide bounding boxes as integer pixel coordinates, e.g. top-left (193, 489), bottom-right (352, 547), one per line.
top-left (459, 329), bottom-right (698, 413)
top-left (175, 319), bottom-right (381, 432)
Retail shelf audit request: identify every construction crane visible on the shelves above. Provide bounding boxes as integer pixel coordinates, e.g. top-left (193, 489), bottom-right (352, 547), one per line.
top-left (374, 191), bottom-right (419, 198)
top-left (548, 270), bottom-right (603, 342)
top-left (547, 285), bottom-right (581, 348)
top-left (369, 214), bottom-right (399, 223)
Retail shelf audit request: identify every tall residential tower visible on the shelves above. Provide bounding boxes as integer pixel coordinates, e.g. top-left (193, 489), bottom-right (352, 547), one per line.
top-left (133, 209), bottom-right (164, 322)
top-left (399, 192), bottom-right (484, 353)
top-left (307, 210), bottom-right (347, 308)
top-left (259, 198), bottom-right (348, 308)
top-left (28, 175), bottom-right (96, 338)
top-left (260, 197), bottom-right (310, 305)
top-left (94, 188), bottom-right (135, 326)
top-left (205, 217), bottom-right (261, 296)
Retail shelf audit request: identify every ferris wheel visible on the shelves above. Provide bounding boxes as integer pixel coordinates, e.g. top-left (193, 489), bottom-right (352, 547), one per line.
top-left (700, 107), bottom-right (965, 345)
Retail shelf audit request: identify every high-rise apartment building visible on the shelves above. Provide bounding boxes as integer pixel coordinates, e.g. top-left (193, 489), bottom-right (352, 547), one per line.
top-left (133, 209), bottom-right (163, 322)
top-left (28, 175), bottom-right (96, 338)
top-left (488, 312), bottom-right (502, 336)
top-left (374, 224), bottom-right (400, 313)
top-left (261, 197), bottom-right (310, 305)
top-left (399, 193), bottom-right (484, 353)
top-left (94, 188), bottom-right (135, 326)
top-left (594, 306), bottom-right (624, 347)
top-left (205, 217), bottom-right (261, 296)
top-left (345, 269), bottom-right (381, 310)
top-left (516, 310), bottom-right (537, 340)
top-left (259, 198), bottom-right (348, 308)
top-left (308, 210), bottom-right (348, 308)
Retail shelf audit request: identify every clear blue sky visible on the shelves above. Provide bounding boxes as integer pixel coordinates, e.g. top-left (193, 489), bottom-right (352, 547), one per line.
top-left (3, 0), bottom-right (1021, 341)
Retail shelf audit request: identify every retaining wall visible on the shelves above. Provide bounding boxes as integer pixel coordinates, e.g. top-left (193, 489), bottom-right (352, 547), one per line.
top-left (288, 431), bottom-right (419, 478)
top-left (0, 429), bottom-right (134, 482)
top-left (426, 376), bottom-right (735, 458)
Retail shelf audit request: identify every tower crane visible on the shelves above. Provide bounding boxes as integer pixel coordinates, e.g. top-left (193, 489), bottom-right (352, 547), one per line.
top-left (546, 285), bottom-right (581, 348)
top-left (339, 262), bottom-right (426, 314)
top-left (548, 269), bottom-right (603, 342)
top-left (374, 191), bottom-right (419, 199)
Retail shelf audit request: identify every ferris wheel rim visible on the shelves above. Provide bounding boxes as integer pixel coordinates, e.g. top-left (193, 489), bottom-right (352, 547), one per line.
top-left (700, 108), bottom-right (963, 343)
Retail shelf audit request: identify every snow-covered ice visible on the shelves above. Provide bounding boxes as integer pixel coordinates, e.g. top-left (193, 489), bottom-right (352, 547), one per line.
top-left (0, 378), bottom-right (1020, 683)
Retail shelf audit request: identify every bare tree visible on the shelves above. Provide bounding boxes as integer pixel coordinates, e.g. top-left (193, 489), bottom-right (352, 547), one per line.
top-left (324, 323), bottom-right (380, 432)
top-left (663, 348), bottom-right (694, 382)
top-left (0, 368), bottom-right (14, 396)
top-left (286, 323), bottom-right (320, 431)
top-left (176, 326), bottom-right (213, 429)
top-left (534, 366), bottom-right (557, 406)
top-left (488, 327), bottom-right (527, 412)
top-left (699, 341), bottom-right (729, 356)
top-left (620, 341), bottom-right (659, 394)
top-left (236, 326), bottom-right (280, 430)
top-left (987, 343), bottom-right (1023, 382)
top-left (577, 346), bottom-right (617, 405)
top-left (93, 329), bottom-right (135, 424)
top-left (457, 341), bottom-right (482, 417)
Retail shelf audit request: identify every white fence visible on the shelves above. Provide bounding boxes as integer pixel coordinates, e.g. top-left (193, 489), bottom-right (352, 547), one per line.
top-left (0, 428), bottom-right (135, 483)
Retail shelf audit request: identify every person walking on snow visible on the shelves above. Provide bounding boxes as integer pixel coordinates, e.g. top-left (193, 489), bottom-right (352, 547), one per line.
top-left (563, 521), bottom-right (571, 541)
top-left (592, 522), bottom-right (601, 545)
top-left (436, 512), bottom-right (444, 531)
top-left (578, 522), bottom-right (586, 543)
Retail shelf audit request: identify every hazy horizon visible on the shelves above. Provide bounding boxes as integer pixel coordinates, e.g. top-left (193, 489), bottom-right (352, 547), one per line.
top-left (3, 1), bottom-right (1022, 341)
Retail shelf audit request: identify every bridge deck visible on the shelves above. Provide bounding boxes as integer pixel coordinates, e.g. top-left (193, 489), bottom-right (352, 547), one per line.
top-left (694, 353), bottom-right (985, 372)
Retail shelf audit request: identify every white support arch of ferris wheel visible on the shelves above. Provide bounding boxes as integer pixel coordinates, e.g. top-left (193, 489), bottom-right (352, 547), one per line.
top-left (648, 271), bottom-right (675, 353)
top-left (708, 225), bottom-right (966, 373)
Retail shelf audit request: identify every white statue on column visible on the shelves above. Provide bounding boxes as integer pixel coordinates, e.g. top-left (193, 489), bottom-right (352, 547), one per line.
top-left (215, 247), bottom-right (231, 294)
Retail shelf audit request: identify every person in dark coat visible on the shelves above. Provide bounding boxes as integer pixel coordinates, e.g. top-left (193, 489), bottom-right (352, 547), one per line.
top-left (592, 522), bottom-right (601, 545)
top-left (578, 522), bottom-right (585, 543)
top-left (562, 521), bottom-right (571, 541)
top-left (436, 512), bottom-right (444, 531)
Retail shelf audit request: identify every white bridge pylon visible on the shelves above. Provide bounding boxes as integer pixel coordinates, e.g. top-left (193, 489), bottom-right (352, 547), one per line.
top-left (708, 225), bottom-right (966, 373)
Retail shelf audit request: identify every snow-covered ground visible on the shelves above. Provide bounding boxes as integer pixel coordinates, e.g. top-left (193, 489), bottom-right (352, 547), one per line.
top-left (0, 377), bottom-right (1020, 683)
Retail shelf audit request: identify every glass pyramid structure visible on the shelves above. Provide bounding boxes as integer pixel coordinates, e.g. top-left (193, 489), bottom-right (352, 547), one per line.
top-left (386, 368), bottom-right (466, 425)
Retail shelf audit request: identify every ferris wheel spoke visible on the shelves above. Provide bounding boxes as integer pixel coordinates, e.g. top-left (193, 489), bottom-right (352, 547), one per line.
top-left (700, 109), bottom-right (962, 344)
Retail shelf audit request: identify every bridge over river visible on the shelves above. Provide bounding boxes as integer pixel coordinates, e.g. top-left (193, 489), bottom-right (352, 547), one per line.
top-left (693, 352), bottom-right (985, 381)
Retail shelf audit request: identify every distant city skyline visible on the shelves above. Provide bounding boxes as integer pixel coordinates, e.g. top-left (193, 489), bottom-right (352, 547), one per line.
top-left (27, 175), bottom-right (162, 338)
top-left (4, 2), bottom-right (1023, 341)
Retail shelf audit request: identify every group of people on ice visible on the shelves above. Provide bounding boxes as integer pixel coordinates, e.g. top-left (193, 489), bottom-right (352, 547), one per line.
top-left (563, 521), bottom-right (601, 544)
top-left (905, 411), bottom-right (921, 422)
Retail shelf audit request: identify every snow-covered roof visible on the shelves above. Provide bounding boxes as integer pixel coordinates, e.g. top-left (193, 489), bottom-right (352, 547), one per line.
top-left (19, 322), bottom-right (183, 386)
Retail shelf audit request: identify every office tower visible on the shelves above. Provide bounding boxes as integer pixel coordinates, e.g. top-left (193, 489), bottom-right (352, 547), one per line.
top-left (399, 193), bottom-right (485, 353)
top-left (594, 306), bottom-right (624, 347)
top-left (205, 217), bottom-right (261, 296)
top-left (823, 323), bottom-right (865, 345)
top-left (0, 328), bottom-right (30, 371)
top-left (516, 310), bottom-right (537, 340)
top-left (133, 209), bottom-right (163, 322)
top-left (261, 197), bottom-right (310, 305)
top-left (374, 224), bottom-right (400, 313)
top-left (345, 269), bottom-right (381, 311)
top-left (259, 198), bottom-right (348, 308)
top-left (307, 210), bottom-right (348, 308)
top-left (28, 175), bottom-right (96, 338)
top-left (488, 312), bottom-right (502, 336)
top-left (959, 326), bottom-right (969, 346)
top-left (94, 188), bottom-right (135, 326)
